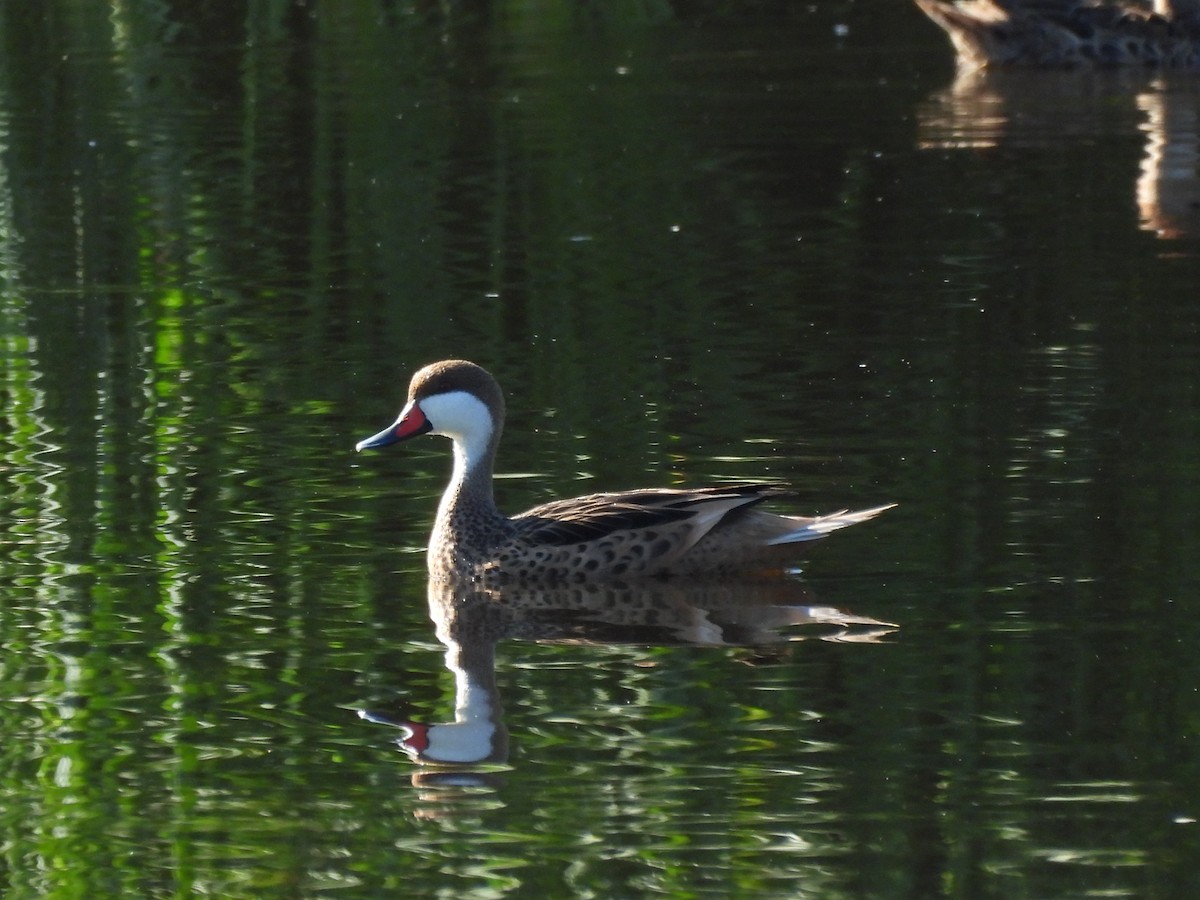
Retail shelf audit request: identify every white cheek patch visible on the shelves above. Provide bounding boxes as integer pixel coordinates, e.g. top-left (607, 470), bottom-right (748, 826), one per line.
top-left (419, 391), bottom-right (494, 471)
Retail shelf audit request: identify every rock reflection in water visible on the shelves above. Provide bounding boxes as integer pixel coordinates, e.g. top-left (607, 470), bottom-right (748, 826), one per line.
top-left (361, 578), bottom-right (894, 786)
top-left (916, 68), bottom-right (1200, 239)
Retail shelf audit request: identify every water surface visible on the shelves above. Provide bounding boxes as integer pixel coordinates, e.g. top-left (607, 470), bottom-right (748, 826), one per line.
top-left (2, 2), bottom-right (1200, 897)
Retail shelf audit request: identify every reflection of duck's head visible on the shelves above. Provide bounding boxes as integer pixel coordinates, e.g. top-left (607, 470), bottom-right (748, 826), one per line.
top-left (360, 709), bottom-right (509, 766)
top-left (362, 599), bottom-right (509, 767)
top-left (397, 719), bottom-right (504, 766)
top-left (356, 359), bottom-right (893, 582)
top-left (914, 0), bottom-right (1200, 70)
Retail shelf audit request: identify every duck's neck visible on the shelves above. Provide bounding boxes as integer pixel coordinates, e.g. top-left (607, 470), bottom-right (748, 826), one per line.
top-left (437, 434), bottom-right (500, 524)
top-left (429, 424), bottom-right (509, 573)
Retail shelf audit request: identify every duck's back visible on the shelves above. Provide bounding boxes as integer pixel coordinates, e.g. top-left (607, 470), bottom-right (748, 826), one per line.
top-left (915, 0), bottom-right (1200, 68)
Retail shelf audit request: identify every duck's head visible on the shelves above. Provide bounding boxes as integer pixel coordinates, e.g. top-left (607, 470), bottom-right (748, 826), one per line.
top-left (355, 359), bottom-right (506, 460)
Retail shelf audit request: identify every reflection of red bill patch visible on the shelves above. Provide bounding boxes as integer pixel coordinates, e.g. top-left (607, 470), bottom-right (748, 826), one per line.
top-left (401, 722), bottom-right (430, 753)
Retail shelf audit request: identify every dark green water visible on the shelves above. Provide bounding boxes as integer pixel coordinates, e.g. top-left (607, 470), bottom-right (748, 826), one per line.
top-left (2, 2), bottom-right (1200, 897)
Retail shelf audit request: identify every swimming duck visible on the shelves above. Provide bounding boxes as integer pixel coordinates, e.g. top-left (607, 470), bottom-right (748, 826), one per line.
top-left (913, 0), bottom-right (1200, 68)
top-left (356, 360), bottom-right (893, 584)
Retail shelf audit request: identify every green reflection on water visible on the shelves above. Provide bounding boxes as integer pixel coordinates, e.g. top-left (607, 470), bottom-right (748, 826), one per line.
top-left (0, 0), bottom-right (1199, 898)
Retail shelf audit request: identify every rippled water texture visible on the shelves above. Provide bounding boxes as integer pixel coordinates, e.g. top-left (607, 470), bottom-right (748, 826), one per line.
top-left (2, 2), bottom-right (1200, 897)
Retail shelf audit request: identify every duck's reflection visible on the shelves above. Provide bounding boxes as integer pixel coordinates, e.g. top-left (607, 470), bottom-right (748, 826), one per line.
top-left (1136, 85), bottom-right (1200, 239)
top-left (916, 68), bottom-right (1200, 239)
top-left (361, 577), bottom-right (894, 779)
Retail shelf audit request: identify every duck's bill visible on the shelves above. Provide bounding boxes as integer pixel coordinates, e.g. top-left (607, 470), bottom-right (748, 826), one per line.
top-left (355, 403), bottom-right (432, 451)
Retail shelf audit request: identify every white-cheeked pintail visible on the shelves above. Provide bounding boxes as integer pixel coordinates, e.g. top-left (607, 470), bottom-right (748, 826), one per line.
top-left (356, 360), bottom-right (894, 584)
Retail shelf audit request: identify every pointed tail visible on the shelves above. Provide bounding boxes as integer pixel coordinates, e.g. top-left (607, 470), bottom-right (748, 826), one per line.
top-left (765, 504), bottom-right (897, 546)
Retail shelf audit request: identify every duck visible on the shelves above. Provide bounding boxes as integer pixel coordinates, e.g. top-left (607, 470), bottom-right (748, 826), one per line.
top-left (913, 0), bottom-right (1200, 68)
top-left (355, 360), bottom-right (894, 584)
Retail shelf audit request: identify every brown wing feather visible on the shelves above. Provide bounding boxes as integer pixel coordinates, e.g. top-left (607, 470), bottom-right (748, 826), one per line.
top-left (511, 485), bottom-right (782, 547)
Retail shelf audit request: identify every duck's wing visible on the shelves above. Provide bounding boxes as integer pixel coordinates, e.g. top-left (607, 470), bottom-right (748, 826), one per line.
top-left (512, 484), bottom-right (782, 550)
